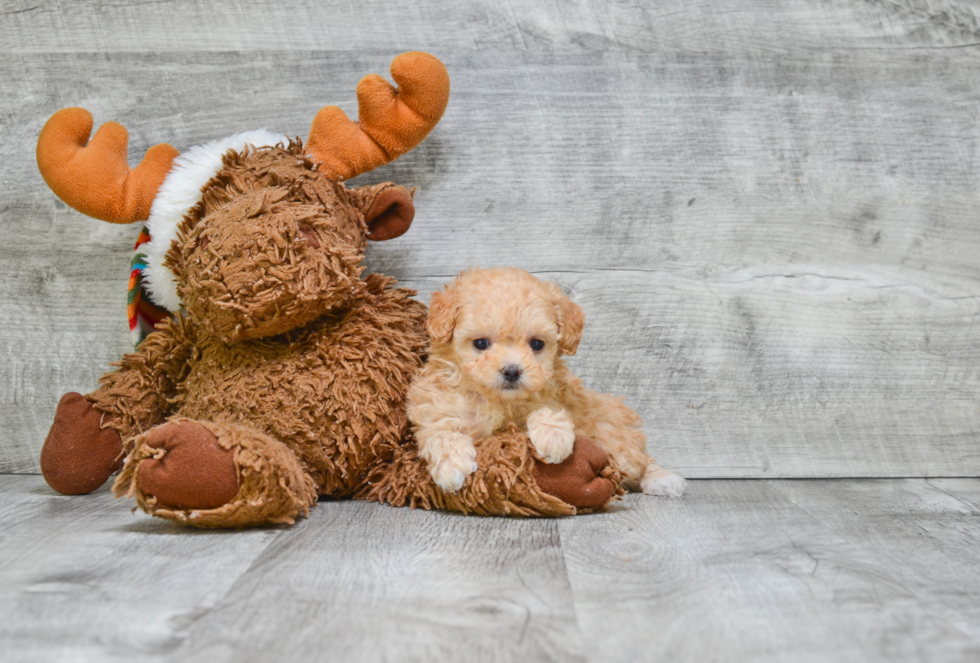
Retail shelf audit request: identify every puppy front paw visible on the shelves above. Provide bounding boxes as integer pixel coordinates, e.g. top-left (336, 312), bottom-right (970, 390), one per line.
top-left (420, 431), bottom-right (479, 493)
top-left (527, 407), bottom-right (575, 464)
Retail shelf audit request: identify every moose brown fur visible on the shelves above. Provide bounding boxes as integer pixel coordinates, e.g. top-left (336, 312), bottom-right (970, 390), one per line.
top-left (36, 52), bottom-right (619, 527)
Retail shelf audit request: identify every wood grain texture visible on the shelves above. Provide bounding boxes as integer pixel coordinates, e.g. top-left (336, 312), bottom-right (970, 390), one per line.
top-left (0, 476), bottom-right (284, 663)
top-left (0, 475), bottom-right (582, 663)
top-left (3, 0), bottom-right (980, 53)
top-left (3, 3), bottom-right (980, 477)
top-left (559, 480), bottom-right (980, 662)
top-left (3, 47), bottom-right (979, 476)
top-left (768, 479), bottom-right (980, 643)
top-left (166, 503), bottom-right (582, 663)
top-left (928, 477), bottom-right (980, 508)
top-left (4, 475), bottom-right (980, 662)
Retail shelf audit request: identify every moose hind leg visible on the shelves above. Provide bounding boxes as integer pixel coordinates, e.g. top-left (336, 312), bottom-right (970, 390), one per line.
top-left (41, 392), bottom-right (123, 495)
top-left (114, 418), bottom-right (317, 528)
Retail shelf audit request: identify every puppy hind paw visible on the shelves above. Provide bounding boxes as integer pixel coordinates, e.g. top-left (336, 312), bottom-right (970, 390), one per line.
top-left (641, 467), bottom-right (687, 497)
top-left (527, 408), bottom-right (576, 464)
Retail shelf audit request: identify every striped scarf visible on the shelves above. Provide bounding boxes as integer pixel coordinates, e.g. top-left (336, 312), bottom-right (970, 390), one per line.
top-left (128, 227), bottom-right (172, 348)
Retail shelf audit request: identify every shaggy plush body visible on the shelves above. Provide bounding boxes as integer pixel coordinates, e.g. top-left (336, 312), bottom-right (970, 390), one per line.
top-left (37, 53), bottom-right (621, 526)
top-left (409, 267), bottom-right (686, 498)
top-left (42, 146), bottom-right (617, 527)
top-left (82, 145), bottom-right (427, 525)
top-left (101, 274), bottom-right (427, 526)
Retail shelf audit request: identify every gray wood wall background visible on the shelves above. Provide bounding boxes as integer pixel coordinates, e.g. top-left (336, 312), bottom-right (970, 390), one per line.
top-left (2, 0), bottom-right (979, 478)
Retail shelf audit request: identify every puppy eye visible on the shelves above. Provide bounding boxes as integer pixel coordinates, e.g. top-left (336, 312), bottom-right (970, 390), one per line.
top-left (473, 338), bottom-right (490, 351)
top-left (529, 339), bottom-right (545, 352)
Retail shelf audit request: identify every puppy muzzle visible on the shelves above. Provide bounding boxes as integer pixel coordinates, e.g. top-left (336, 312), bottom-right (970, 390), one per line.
top-left (496, 364), bottom-right (524, 392)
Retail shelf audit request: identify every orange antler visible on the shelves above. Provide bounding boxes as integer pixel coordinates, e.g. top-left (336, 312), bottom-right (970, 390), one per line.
top-left (36, 108), bottom-right (179, 224)
top-left (307, 52), bottom-right (450, 181)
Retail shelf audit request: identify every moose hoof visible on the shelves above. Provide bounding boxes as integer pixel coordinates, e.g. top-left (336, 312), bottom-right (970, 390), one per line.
top-left (41, 392), bottom-right (123, 495)
top-left (533, 435), bottom-right (616, 510)
top-left (137, 421), bottom-right (239, 510)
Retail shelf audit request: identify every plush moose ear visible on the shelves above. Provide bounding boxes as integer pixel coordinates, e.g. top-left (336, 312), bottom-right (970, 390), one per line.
top-left (352, 183), bottom-right (416, 241)
top-left (549, 283), bottom-right (585, 356)
top-left (427, 286), bottom-right (459, 345)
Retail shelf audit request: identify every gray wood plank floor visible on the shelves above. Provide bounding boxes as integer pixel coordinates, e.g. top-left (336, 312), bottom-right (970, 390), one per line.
top-left (2, 475), bottom-right (979, 662)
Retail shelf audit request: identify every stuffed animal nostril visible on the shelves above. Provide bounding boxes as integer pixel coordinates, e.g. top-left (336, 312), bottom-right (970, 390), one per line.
top-left (297, 223), bottom-right (320, 249)
top-left (501, 365), bottom-right (522, 382)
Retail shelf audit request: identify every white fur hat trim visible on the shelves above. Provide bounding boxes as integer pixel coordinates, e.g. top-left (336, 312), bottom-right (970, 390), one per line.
top-left (141, 129), bottom-right (289, 311)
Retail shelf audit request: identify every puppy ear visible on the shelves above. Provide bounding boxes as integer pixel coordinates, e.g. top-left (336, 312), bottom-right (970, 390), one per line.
top-left (350, 183), bottom-right (416, 241)
top-left (551, 284), bottom-right (585, 356)
top-left (427, 287), bottom-right (459, 345)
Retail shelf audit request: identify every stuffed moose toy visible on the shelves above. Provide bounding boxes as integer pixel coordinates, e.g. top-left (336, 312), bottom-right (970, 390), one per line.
top-left (36, 52), bottom-right (620, 527)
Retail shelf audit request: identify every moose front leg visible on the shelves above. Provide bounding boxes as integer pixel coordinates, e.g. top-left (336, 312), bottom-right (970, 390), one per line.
top-left (362, 430), bottom-right (621, 516)
top-left (115, 418), bottom-right (317, 528)
top-left (532, 435), bottom-right (620, 510)
top-left (40, 316), bottom-right (195, 495)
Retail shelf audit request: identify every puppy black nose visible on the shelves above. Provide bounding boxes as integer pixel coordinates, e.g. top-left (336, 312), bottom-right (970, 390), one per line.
top-left (501, 365), bottom-right (523, 383)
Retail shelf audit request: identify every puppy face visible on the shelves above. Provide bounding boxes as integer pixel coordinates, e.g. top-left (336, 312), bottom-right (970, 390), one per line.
top-left (427, 268), bottom-right (584, 399)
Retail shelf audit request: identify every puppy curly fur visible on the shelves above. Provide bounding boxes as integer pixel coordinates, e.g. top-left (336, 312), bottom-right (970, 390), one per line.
top-left (408, 267), bottom-right (686, 497)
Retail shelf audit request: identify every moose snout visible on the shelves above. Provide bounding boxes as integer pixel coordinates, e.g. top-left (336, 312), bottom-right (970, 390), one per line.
top-left (297, 223), bottom-right (320, 249)
top-left (501, 364), bottom-right (523, 384)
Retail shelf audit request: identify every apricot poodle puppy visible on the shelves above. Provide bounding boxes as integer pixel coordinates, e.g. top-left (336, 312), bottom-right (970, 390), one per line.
top-left (408, 267), bottom-right (686, 498)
